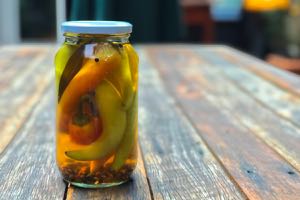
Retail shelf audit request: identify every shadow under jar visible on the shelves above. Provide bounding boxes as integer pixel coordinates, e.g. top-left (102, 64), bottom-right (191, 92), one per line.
top-left (55, 21), bottom-right (139, 188)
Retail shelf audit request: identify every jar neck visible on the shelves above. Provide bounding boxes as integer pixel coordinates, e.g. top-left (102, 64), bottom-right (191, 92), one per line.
top-left (64, 32), bottom-right (130, 45)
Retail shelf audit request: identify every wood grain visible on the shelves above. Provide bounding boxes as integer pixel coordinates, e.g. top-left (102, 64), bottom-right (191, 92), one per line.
top-left (2, 44), bottom-right (300, 200)
top-left (0, 46), bottom-right (55, 154)
top-left (199, 48), bottom-right (300, 129)
top-left (66, 146), bottom-right (152, 200)
top-left (189, 48), bottom-right (300, 171)
top-left (217, 46), bottom-right (300, 97)
top-left (147, 46), bottom-right (300, 200)
top-left (0, 48), bottom-right (19, 69)
top-left (137, 49), bottom-right (245, 200)
top-left (0, 87), bottom-right (66, 200)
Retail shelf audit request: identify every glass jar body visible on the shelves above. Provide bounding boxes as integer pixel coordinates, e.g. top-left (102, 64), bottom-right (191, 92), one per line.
top-left (55, 33), bottom-right (138, 188)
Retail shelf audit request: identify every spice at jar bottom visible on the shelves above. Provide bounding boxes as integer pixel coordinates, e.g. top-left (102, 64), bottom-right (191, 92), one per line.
top-left (55, 21), bottom-right (139, 188)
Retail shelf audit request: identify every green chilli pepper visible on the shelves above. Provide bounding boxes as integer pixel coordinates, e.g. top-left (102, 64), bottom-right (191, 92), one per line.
top-left (112, 93), bottom-right (138, 170)
top-left (54, 44), bottom-right (81, 94)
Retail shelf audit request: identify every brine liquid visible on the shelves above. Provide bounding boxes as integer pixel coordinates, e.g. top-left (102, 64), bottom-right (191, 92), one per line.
top-left (55, 42), bottom-right (138, 186)
top-left (57, 133), bottom-right (138, 185)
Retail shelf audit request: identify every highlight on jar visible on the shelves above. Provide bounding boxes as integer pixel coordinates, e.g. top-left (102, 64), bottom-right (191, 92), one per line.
top-left (55, 21), bottom-right (139, 188)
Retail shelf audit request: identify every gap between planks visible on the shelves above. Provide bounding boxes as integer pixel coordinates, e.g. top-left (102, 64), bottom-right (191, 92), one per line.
top-left (218, 46), bottom-right (300, 97)
top-left (0, 87), bottom-right (65, 200)
top-left (191, 47), bottom-right (300, 172)
top-left (204, 47), bottom-right (300, 131)
top-left (150, 45), bottom-right (300, 173)
top-left (0, 46), bottom-right (55, 154)
top-left (146, 46), bottom-right (300, 200)
top-left (133, 48), bottom-right (245, 200)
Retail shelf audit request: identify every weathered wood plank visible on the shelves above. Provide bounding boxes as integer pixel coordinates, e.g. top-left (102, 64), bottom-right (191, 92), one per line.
top-left (217, 46), bottom-right (300, 97)
top-left (0, 45), bottom-right (51, 70)
top-left (136, 49), bottom-right (245, 200)
top-left (0, 46), bottom-right (54, 154)
top-left (184, 48), bottom-right (300, 171)
top-left (196, 48), bottom-right (300, 130)
top-left (67, 146), bottom-right (152, 200)
top-left (0, 48), bottom-right (18, 69)
top-left (147, 46), bottom-right (300, 200)
top-left (0, 87), bottom-right (66, 200)
top-left (0, 48), bottom-right (43, 90)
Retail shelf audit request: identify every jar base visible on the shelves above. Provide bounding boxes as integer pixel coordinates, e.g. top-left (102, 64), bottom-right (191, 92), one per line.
top-left (65, 179), bottom-right (128, 188)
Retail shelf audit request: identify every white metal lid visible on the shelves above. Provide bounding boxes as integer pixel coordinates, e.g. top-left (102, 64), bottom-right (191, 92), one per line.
top-left (61, 21), bottom-right (132, 34)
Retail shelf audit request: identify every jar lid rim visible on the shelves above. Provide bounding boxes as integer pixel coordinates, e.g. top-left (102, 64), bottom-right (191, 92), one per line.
top-left (61, 21), bottom-right (132, 34)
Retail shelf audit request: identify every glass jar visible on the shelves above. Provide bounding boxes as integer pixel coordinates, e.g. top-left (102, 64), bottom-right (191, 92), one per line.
top-left (55, 21), bottom-right (138, 188)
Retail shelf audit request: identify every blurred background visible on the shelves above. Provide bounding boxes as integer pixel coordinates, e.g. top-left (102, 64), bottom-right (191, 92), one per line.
top-left (0, 0), bottom-right (300, 73)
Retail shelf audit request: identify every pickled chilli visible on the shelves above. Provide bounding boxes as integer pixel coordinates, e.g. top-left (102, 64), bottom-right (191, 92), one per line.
top-left (56, 41), bottom-right (138, 186)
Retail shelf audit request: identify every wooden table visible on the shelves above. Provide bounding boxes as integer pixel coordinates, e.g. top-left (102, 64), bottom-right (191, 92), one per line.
top-left (0, 44), bottom-right (300, 199)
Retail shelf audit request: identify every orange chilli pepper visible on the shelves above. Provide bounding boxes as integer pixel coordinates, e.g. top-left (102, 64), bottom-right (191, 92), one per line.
top-left (57, 47), bottom-right (121, 131)
top-left (69, 116), bottom-right (102, 145)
